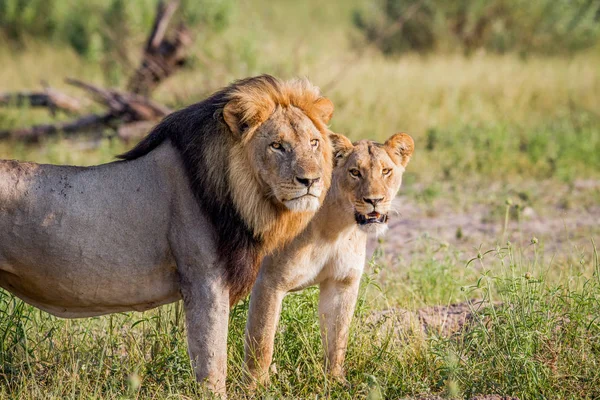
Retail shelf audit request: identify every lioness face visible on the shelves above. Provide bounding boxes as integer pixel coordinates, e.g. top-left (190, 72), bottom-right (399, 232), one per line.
top-left (247, 106), bottom-right (332, 212)
top-left (332, 133), bottom-right (414, 236)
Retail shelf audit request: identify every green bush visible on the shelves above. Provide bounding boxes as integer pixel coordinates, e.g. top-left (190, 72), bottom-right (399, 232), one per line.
top-left (0, 0), bottom-right (234, 58)
top-left (354, 0), bottom-right (600, 55)
top-left (0, 0), bottom-right (234, 85)
top-left (0, 0), bottom-right (61, 42)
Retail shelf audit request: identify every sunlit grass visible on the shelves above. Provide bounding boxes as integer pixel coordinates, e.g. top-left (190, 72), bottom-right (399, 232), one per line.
top-left (1, 238), bottom-right (598, 399)
top-left (2, 45), bottom-right (599, 184)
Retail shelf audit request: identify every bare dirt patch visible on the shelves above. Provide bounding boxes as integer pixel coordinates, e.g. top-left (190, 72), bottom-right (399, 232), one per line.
top-left (368, 299), bottom-right (499, 338)
top-left (369, 180), bottom-right (600, 263)
top-left (410, 397), bottom-right (519, 400)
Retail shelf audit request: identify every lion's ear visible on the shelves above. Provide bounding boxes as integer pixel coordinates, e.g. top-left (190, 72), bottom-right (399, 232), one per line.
top-left (330, 133), bottom-right (353, 166)
top-left (222, 99), bottom-right (272, 138)
top-left (313, 97), bottom-right (334, 124)
top-left (384, 132), bottom-right (414, 167)
top-left (222, 101), bottom-right (246, 136)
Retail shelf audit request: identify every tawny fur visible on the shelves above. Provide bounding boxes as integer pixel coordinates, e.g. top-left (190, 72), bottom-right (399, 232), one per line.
top-left (227, 105), bottom-right (332, 258)
top-left (244, 133), bottom-right (414, 386)
top-left (0, 75), bottom-right (334, 396)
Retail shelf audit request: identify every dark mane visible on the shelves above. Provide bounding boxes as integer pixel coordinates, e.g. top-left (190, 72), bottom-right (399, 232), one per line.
top-left (118, 78), bottom-right (265, 305)
top-left (117, 87), bottom-right (229, 161)
top-left (117, 74), bottom-right (330, 305)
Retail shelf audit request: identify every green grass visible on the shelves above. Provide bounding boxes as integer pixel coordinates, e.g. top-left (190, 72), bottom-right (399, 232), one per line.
top-left (1, 238), bottom-right (598, 399)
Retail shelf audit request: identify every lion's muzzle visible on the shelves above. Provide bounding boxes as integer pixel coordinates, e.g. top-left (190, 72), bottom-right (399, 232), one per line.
top-left (278, 175), bottom-right (324, 212)
top-left (354, 211), bottom-right (388, 225)
top-left (283, 193), bottom-right (321, 212)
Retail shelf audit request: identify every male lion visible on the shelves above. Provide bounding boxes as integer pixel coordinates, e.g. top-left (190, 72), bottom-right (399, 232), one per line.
top-left (0, 75), bottom-right (334, 395)
top-left (244, 132), bottom-right (414, 386)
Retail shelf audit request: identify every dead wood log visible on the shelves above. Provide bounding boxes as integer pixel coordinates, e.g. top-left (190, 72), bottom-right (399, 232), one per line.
top-left (127, 0), bottom-right (192, 96)
top-left (0, 83), bottom-right (170, 143)
top-left (0, 89), bottom-right (82, 114)
top-left (65, 79), bottom-right (171, 120)
top-left (0, 0), bottom-right (188, 142)
top-left (0, 79), bottom-right (172, 142)
top-left (0, 113), bottom-right (115, 142)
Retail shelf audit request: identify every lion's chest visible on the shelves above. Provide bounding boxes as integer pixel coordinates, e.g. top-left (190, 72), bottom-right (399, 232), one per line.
top-left (283, 229), bottom-right (367, 292)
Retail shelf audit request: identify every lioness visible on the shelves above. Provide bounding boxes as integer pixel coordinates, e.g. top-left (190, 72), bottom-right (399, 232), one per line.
top-left (0, 75), bottom-right (335, 394)
top-left (244, 132), bottom-right (414, 386)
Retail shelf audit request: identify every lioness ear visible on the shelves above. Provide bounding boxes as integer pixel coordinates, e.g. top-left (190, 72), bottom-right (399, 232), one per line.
top-left (385, 132), bottom-right (414, 167)
top-left (313, 97), bottom-right (334, 124)
top-left (330, 133), bottom-right (353, 166)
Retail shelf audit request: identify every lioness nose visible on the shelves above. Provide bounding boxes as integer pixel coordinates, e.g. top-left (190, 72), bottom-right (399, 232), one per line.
top-left (364, 197), bottom-right (384, 206)
top-left (296, 176), bottom-right (321, 188)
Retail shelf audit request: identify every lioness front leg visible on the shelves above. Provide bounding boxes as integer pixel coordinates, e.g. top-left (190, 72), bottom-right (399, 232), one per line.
top-left (244, 278), bottom-right (286, 388)
top-left (318, 277), bottom-right (361, 379)
top-left (180, 273), bottom-right (230, 396)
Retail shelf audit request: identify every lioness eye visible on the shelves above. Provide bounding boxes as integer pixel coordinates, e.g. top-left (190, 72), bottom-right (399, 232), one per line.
top-left (383, 168), bottom-right (391, 176)
top-left (350, 168), bottom-right (361, 177)
top-left (310, 139), bottom-right (319, 149)
top-left (270, 142), bottom-right (283, 150)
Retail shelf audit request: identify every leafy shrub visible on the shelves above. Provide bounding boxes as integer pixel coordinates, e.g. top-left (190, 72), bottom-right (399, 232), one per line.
top-left (0, 0), bottom-right (234, 58)
top-left (0, 0), bottom-right (61, 43)
top-left (354, 0), bottom-right (600, 55)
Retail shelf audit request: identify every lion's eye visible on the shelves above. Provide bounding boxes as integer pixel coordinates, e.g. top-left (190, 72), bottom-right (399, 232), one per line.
top-left (270, 142), bottom-right (283, 151)
top-left (310, 139), bottom-right (319, 149)
top-left (383, 168), bottom-right (392, 176)
top-left (349, 168), bottom-right (361, 177)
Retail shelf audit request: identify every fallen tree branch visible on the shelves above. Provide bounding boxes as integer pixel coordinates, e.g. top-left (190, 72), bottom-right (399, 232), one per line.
top-left (128, 0), bottom-right (192, 96)
top-left (0, 0), bottom-right (187, 142)
top-left (0, 113), bottom-right (115, 142)
top-left (0, 89), bottom-right (82, 114)
top-left (65, 78), bottom-right (171, 119)
top-left (0, 79), bottom-right (172, 142)
top-left (149, 0), bottom-right (180, 49)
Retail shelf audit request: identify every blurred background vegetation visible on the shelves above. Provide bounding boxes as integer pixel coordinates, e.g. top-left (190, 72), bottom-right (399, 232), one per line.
top-left (355, 0), bottom-right (600, 55)
top-left (3, 0), bottom-right (600, 59)
top-left (0, 0), bottom-right (598, 187)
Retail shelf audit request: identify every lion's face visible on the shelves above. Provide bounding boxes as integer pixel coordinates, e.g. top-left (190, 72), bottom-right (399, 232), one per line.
top-left (245, 106), bottom-right (332, 212)
top-left (331, 133), bottom-right (414, 236)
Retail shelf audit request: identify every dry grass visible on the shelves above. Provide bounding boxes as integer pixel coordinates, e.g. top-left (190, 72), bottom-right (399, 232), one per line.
top-left (2, 48), bottom-right (599, 184)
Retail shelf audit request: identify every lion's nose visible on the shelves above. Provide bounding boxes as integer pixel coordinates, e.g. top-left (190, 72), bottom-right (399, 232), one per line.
top-left (295, 176), bottom-right (321, 188)
top-left (364, 197), bottom-right (384, 207)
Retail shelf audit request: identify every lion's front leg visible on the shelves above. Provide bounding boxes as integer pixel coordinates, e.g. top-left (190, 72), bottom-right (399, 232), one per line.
top-left (244, 277), bottom-right (286, 388)
top-left (180, 272), bottom-right (230, 396)
top-left (318, 277), bottom-right (361, 379)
